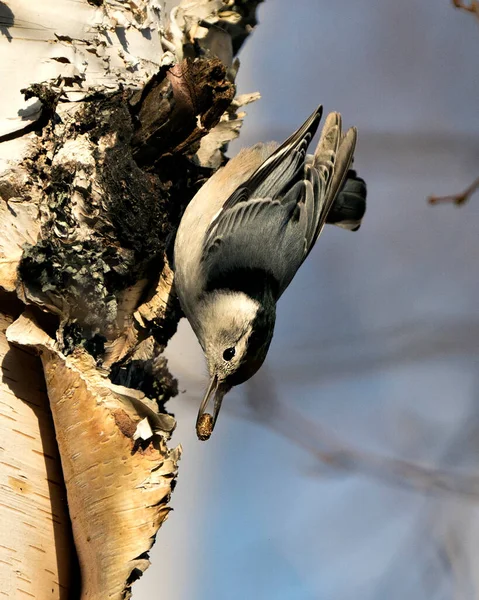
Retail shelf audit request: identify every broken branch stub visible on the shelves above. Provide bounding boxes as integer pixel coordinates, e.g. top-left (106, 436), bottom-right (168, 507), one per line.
top-left (7, 310), bottom-right (181, 600)
top-left (132, 58), bottom-right (235, 166)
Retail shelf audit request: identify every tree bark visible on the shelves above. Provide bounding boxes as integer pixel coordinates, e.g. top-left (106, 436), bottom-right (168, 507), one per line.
top-left (0, 0), bottom-right (262, 597)
top-left (0, 293), bottom-right (75, 598)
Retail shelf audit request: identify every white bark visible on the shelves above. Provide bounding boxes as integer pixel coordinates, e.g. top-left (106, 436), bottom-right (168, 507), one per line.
top-left (7, 310), bottom-right (180, 600)
top-left (0, 306), bottom-right (73, 598)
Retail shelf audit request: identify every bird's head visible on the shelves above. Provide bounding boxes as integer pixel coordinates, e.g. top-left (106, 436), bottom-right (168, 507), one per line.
top-left (195, 290), bottom-right (276, 440)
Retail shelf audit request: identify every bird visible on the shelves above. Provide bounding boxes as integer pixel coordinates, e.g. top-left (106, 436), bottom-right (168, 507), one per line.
top-left (173, 106), bottom-right (366, 440)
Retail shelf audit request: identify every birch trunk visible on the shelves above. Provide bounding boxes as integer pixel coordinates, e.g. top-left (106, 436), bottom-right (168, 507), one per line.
top-left (0, 1), bottom-right (261, 597)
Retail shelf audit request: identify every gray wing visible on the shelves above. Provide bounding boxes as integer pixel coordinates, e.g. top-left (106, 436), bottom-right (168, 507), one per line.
top-left (202, 110), bottom-right (357, 298)
top-left (218, 105), bottom-right (323, 212)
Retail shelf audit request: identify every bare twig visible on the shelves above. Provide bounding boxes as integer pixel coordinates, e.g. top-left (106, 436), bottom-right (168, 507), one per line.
top-left (428, 175), bottom-right (479, 206)
top-left (427, 1), bottom-right (478, 206)
top-left (274, 404), bottom-right (479, 500)
top-left (452, 0), bottom-right (479, 19)
top-left (240, 374), bottom-right (479, 502)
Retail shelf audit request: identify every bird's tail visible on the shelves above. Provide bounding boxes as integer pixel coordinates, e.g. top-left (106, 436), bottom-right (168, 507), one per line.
top-left (304, 112), bottom-right (358, 252)
top-left (327, 169), bottom-right (367, 231)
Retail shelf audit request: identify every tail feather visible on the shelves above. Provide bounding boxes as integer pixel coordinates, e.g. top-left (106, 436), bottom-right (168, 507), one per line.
top-left (327, 170), bottom-right (367, 231)
top-left (305, 113), bottom-right (357, 251)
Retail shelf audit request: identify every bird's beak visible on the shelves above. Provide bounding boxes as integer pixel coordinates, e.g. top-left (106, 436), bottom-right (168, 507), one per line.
top-left (196, 374), bottom-right (226, 441)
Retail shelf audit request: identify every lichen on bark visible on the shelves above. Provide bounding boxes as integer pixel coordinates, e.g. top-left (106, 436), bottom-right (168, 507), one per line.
top-left (14, 55), bottom-right (237, 408)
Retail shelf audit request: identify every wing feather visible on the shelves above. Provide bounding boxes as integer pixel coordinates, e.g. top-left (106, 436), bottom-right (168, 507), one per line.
top-left (218, 105), bottom-right (323, 213)
top-left (201, 108), bottom-right (361, 298)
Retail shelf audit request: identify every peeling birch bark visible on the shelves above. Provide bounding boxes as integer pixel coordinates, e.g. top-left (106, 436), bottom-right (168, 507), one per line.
top-left (0, 0), bottom-right (262, 597)
top-left (7, 310), bottom-right (180, 600)
top-left (0, 301), bottom-right (74, 599)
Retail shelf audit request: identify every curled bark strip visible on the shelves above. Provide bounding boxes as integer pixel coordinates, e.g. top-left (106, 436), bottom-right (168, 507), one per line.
top-left (7, 310), bottom-right (181, 600)
top-left (0, 304), bottom-right (75, 599)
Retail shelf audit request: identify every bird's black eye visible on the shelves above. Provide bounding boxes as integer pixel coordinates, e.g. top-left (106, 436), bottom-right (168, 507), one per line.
top-left (223, 347), bottom-right (236, 361)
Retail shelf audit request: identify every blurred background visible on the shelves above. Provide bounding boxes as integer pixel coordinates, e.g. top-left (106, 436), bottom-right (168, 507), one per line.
top-left (137, 1), bottom-right (479, 598)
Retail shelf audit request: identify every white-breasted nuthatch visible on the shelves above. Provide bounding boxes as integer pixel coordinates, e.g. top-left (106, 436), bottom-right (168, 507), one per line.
top-left (174, 106), bottom-right (366, 440)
